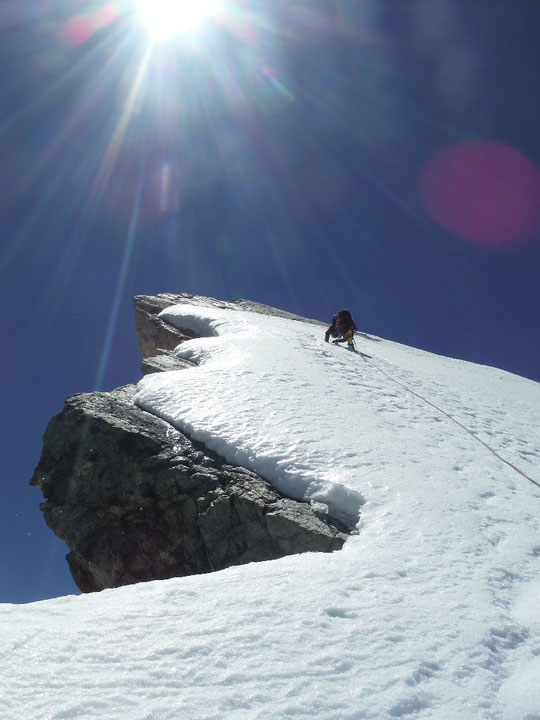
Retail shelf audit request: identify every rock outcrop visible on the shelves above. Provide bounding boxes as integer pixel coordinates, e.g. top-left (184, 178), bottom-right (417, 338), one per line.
top-left (31, 294), bottom-right (348, 593)
top-left (133, 292), bottom-right (325, 372)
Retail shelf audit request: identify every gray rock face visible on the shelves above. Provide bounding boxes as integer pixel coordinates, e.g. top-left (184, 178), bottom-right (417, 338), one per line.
top-left (31, 293), bottom-right (351, 593)
top-left (133, 292), bottom-right (325, 369)
top-left (141, 350), bottom-right (195, 376)
top-left (134, 293), bottom-right (198, 359)
top-left (31, 384), bottom-right (347, 593)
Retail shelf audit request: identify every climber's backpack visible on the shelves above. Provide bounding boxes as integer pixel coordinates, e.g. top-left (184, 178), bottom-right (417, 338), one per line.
top-left (335, 309), bottom-right (354, 334)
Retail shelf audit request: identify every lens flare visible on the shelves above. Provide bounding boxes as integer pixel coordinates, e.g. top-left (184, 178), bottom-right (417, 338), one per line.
top-left (135, 0), bottom-right (221, 41)
top-left (159, 163), bottom-right (171, 212)
top-left (61, 4), bottom-right (120, 46)
top-left (421, 141), bottom-right (540, 250)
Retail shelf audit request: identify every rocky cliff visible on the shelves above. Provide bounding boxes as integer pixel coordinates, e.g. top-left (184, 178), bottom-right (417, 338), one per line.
top-left (31, 294), bottom-right (347, 593)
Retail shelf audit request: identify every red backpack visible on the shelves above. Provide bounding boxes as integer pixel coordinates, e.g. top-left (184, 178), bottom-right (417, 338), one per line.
top-left (335, 309), bottom-right (354, 334)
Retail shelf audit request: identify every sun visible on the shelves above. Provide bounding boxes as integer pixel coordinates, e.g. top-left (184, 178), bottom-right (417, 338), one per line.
top-left (135, 0), bottom-right (221, 42)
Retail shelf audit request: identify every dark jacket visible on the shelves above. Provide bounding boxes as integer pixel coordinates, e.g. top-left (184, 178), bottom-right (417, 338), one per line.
top-left (325, 312), bottom-right (356, 342)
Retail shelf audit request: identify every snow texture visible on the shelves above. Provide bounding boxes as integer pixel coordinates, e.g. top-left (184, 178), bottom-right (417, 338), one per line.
top-left (2, 303), bottom-right (539, 720)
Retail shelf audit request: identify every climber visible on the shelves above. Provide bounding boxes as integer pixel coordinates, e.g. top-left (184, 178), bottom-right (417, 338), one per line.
top-left (325, 309), bottom-right (356, 345)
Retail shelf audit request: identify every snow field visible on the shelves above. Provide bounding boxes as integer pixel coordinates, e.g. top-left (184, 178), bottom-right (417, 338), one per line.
top-left (2, 302), bottom-right (539, 719)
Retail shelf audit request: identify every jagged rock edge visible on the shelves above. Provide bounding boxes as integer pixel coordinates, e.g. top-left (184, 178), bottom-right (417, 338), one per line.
top-left (30, 294), bottom-right (357, 593)
top-left (133, 292), bottom-right (362, 529)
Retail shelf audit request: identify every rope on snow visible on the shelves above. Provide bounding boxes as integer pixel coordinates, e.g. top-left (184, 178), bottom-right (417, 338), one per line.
top-left (360, 354), bottom-right (540, 491)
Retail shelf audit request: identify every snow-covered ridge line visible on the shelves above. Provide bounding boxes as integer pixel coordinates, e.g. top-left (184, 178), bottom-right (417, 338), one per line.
top-left (363, 350), bottom-right (540, 490)
top-left (135, 304), bottom-right (366, 527)
top-left (135, 302), bottom-right (540, 526)
top-left (6, 298), bottom-right (540, 720)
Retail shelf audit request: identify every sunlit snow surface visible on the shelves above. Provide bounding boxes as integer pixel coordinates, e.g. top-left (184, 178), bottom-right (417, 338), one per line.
top-left (3, 303), bottom-right (540, 719)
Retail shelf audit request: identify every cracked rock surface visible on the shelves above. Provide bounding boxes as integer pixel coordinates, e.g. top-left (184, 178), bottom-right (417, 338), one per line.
top-left (31, 376), bottom-right (347, 592)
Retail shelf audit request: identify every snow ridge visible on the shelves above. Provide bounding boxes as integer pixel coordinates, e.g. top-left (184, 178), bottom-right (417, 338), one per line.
top-left (3, 301), bottom-right (539, 720)
top-left (363, 352), bottom-right (540, 490)
top-left (135, 305), bottom-right (370, 528)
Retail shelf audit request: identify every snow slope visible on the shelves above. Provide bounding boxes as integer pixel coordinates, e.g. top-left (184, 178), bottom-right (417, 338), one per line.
top-left (3, 303), bottom-right (539, 720)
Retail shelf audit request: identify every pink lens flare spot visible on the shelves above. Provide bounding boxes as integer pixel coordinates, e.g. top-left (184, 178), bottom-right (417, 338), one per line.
top-left (61, 4), bottom-right (119, 46)
top-left (421, 142), bottom-right (540, 249)
top-left (62, 16), bottom-right (94, 46)
top-left (94, 4), bottom-right (120, 29)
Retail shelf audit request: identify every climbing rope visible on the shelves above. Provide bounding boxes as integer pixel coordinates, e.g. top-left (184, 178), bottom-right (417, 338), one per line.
top-left (361, 354), bottom-right (540, 491)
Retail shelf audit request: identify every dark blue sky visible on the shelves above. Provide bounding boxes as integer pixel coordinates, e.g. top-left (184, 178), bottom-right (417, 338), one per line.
top-left (2, 0), bottom-right (540, 604)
